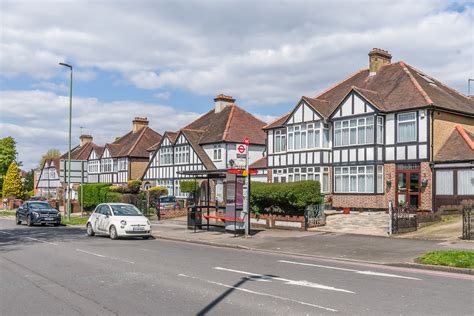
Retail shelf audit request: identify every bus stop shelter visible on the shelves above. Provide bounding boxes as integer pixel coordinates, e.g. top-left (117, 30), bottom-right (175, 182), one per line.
top-left (178, 169), bottom-right (254, 236)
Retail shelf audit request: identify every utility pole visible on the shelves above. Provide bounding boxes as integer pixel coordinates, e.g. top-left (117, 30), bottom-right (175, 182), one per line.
top-left (468, 79), bottom-right (474, 96)
top-left (59, 62), bottom-right (73, 221)
top-left (243, 137), bottom-right (250, 237)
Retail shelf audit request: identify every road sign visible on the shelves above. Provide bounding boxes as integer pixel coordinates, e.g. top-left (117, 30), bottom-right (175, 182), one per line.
top-left (236, 144), bottom-right (247, 154)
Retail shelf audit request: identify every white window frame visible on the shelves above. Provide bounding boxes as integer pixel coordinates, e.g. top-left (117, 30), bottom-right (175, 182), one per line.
top-left (274, 129), bottom-right (287, 153)
top-left (397, 112), bottom-right (417, 143)
top-left (213, 145), bottom-right (222, 161)
top-left (334, 116), bottom-right (374, 147)
top-left (334, 165), bottom-right (376, 193)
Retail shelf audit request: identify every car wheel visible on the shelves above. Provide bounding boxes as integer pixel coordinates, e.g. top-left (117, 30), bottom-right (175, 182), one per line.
top-left (142, 235), bottom-right (150, 240)
top-left (54, 222), bottom-right (60, 227)
top-left (86, 223), bottom-right (95, 236)
top-left (27, 215), bottom-right (33, 227)
top-left (16, 214), bottom-right (22, 225)
top-left (109, 225), bottom-right (118, 240)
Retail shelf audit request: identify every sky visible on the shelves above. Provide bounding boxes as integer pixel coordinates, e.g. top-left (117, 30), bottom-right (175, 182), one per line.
top-left (1, 0), bottom-right (473, 169)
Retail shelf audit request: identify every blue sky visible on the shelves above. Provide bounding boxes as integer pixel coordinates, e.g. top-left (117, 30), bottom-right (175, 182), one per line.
top-left (1, 0), bottom-right (472, 169)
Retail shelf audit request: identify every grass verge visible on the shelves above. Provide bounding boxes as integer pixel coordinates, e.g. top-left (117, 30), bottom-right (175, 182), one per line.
top-left (0, 211), bottom-right (16, 216)
top-left (61, 216), bottom-right (89, 225)
top-left (417, 250), bottom-right (474, 269)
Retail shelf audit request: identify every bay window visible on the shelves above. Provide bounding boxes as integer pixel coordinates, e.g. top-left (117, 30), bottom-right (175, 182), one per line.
top-left (436, 170), bottom-right (453, 195)
top-left (287, 121), bottom-right (325, 150)
top-left (175, 146), bottom-right (190, 164)
top-left (397, 112), bottom-right (416, 142)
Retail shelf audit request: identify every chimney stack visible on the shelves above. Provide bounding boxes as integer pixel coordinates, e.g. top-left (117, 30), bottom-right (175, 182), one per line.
top-left (368, 48), bottom-right (392, 75)
top-left (79, 134), bottom-right (93, 147)
top-left (214, 94), bottom-right (235, 113)
top-left (132, 117), bottom-right (149, 133)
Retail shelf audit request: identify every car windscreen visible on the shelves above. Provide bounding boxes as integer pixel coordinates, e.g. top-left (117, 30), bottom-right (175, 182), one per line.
top-left (29, 202), bottom-right (52, 209)
top-left (160, 197), bottom-right (175, 203)
top-left (111, 205), bottom-right (142, 216)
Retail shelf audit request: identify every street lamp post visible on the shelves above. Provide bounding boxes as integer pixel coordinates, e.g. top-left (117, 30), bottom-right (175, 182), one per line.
top-left (59, 62), bottom-right (73, 221)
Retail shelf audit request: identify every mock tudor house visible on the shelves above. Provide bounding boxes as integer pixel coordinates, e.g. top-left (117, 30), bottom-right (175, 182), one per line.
top-left (264, 48), bottom-right (474, 211)
top-left (36, 134), bottom-right (98, 198)
top-left (142, 94), bottom-right (267, 197)
top-left (87, 117), bottom-right (162, 185)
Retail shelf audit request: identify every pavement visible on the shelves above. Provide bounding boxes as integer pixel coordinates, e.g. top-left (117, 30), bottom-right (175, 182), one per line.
top-left (1, 217), bottom-right (473, 315)
top-left (316, 211), bottom-right (389, 236)
top-left (151, 218), bottom-right (474, 267)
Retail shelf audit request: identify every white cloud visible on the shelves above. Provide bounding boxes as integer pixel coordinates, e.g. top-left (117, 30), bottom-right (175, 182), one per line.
top-left (1, 0), bottom-right (472, 106)
top-left (32, 81), bottom-right (68, 93)
top-left (153, 91), bottom-right (171, 100)
top-left (0, 90), bottom-right (201, 169)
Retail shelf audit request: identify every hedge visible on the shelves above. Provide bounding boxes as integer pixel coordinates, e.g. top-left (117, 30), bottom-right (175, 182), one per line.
top-left (78, 183), bottom-right (111, 209)
top-left (250, 180), bottom-right (321, 215)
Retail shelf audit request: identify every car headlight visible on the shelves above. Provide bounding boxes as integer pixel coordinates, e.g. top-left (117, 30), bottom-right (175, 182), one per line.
top-left (120, 220), bottom-right (127, 225)
top-left (147, 219), bottom-right (151, 225)
top-left (32, 211), bottom-right (39, 217)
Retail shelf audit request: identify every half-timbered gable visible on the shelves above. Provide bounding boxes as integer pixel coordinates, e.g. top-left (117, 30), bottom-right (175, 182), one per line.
top-left (87, 146), bottom-right (103, 184)
top-left (142, 94), bottom-right (267, 197)
top-left (36, 159), bottom-right (61, 198)
top-left (264, 48), bottom-right (474, 211)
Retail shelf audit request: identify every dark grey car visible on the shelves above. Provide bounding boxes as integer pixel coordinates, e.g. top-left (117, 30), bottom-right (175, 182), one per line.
top-left (16, 201), bottom-right (61, 226)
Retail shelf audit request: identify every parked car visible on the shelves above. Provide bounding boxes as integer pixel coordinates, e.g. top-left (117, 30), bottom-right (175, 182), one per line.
top-left (86, 203), bottom-right (152, 240)
top-left (16, 201), bottom-right (61, 226)
top-left (159, 196), bottom-right (180, 210)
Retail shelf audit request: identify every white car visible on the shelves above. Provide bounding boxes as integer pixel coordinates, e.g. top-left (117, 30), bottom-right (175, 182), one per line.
top-left (86, 203), bottom-right (152, 240)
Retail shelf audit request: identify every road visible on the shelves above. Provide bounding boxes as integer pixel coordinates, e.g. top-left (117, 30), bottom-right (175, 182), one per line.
top-left (1, 218), bottom-right (473, 315)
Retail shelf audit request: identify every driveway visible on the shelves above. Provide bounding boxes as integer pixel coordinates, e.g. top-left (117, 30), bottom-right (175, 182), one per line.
top-left (314, 211), bottom-right (389, 236)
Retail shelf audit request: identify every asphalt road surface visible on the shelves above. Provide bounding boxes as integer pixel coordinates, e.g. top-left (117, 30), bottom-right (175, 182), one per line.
top-left (1, 218), bottom-right (473, 316)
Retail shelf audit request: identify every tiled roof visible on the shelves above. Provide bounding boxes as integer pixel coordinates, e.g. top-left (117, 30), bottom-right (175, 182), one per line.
top-left (105, 127), bottom-right (162, 158)
top-left (435, 125), bottom-right (474, 162)
top-left (265, 61), bottom-right (474, 129)
top-left (44, 158), bottom-right (61, 173)
top-left (249, 156), bottom-right (267, 169)
top-left (180, 129), bottom-right (216, 170)
top-left (60, 141), bottom-right (99, 161)
top-left (184, 105), bottom-right (267, 145)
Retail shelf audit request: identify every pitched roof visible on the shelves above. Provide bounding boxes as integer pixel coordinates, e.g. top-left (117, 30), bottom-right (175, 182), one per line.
top-left (184, 105), bottom-right (267, 145)
top-left (180, 129), bottom-right (216, 170)
top-left (435, 125), bottom-right (474, 162)
top-left (146, 131), bottom-right (177, 152)
top-left (249, 156), bottom-right (267, 169)
top-left (105, 127), bottom-right (162, 158)
top-left (43, 158), bottom-right (60, 173)
top-left (60, 141), bottom-right (99, 161)
top-left (265, 61), bottom-right (474, 129)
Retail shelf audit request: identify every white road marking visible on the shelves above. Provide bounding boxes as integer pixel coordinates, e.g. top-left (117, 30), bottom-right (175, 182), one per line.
top-left (76, 249), bottom-right (135, 264)
top-left (0, 231), bottom-right (13, 235)
top-left (24, 236), bottom-right (58, 246)
top-left (178, 273), bottom-right (337, 312)
top-left (278, 260), bottom-right (422, 280)
top-left (214, 266), bottom-right (354, 293)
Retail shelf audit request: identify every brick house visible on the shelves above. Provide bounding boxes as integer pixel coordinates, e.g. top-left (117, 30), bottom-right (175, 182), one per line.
top-left (86, 118), bottom-right (162, 184)
top-left (142, 94), bottom-right (267, 197)
top-left (264, 48), bottom-right (474, 211)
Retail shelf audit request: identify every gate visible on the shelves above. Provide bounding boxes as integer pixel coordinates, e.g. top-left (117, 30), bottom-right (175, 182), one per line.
top-left (462, 206), bottom-right (472, 240)
top-left (305, 204), bottom-right (325, 230)
top-left (389, 204), bottom-right (417, 234)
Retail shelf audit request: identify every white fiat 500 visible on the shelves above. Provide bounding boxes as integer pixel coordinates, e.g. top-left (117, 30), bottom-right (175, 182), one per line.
top-left (86, 203), bottom-right (152, 240)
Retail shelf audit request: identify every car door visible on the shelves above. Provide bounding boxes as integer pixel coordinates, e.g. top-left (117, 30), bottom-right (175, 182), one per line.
top-left (19, 202), bottom-right (28, 220)
top-left (99, 205), bottom-right (112, 232)
top-left (93, 206), bottom-right (104, 232)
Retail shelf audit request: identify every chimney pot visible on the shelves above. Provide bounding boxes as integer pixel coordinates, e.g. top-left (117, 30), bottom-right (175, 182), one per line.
top-left (214, 94), bottom-right (235, 113)
top-left (79, 134), bottom-right (93, 147)
top-left (132, 117), bottom-right (149, 133)
top-left (368, 48), bottom-right (392, 75)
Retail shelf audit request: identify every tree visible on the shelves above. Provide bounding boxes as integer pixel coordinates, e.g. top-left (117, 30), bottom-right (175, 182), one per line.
top-left (2, 162), bottom-right (23, 199)
top-left (23, 169), bottom-right (35, 192)
top-left (39, 148), bottom-right (61, 168)
top-left (0, 136), bottom-right (18, 192)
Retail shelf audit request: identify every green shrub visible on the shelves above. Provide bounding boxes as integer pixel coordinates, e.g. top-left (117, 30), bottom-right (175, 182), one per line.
top-left (180, 180), bottom-right (199, 193)
top-left (78, 183), bottom-right (111, 209)
top-left (104, 191), bottom-right (123, 203)
top-left (127, 180), bottom-right (142, 194)
top-left (250, 180), bottom-right (321, 215)
top-left (108, 185), bottom-right (130, 194)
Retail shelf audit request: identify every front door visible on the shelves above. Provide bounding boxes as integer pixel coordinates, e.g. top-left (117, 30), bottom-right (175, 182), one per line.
top-left (396, 164), bottom-right (420, 207)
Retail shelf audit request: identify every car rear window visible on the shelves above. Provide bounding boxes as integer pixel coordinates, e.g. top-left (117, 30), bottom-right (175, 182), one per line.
top-left (160, 196), bottom-right (175, 203)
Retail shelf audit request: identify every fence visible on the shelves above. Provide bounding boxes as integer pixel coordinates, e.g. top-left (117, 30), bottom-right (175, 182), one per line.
top-left (304, 204), bottom-right (326, 230)
top-left (389, 204), bottom-right (417, 234)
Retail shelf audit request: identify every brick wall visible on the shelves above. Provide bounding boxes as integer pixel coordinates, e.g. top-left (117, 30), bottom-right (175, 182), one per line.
top-left (383, 163), bottom-right (396, 207)
top-left (332, 194), bottom-right (386, 209)
top-left (419, 162), bottom-right (432, 211)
